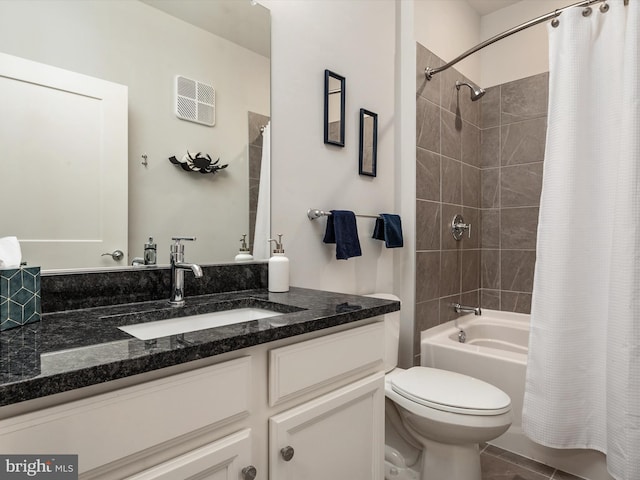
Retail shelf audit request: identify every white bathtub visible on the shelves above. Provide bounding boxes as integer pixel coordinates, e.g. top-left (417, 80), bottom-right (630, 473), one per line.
top-left (420, 310), bottom-right (612, 480)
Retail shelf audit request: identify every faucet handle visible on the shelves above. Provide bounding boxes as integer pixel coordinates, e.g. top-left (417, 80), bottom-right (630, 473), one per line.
top-left (171, 236), bottom-right (196, 243)
top-left (170, 237), bottom-right (196, 256)
top-left (451, 214), bottom-right (472, 241)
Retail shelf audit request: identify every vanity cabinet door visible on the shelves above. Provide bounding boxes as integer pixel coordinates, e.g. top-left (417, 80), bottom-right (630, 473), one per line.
top-left (127, 429), bottom-right (254, 480)
top-left (269, 372), bottom-right (384, 480)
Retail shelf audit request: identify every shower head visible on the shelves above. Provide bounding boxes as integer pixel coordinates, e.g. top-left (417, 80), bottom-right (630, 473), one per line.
top-left (456, 80), bottom-right (486, 101)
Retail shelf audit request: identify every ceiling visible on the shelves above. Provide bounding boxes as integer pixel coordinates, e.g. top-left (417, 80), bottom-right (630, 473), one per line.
top-left (141, 0), bottom-right (270, 58)
top-left (142, 0), bottom-right (524, 57)
top-left (466, 0), bottom-right (522, 16)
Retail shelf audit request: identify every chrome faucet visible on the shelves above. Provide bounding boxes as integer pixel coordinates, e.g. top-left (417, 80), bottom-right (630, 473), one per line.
top-left (453, 303), bottom-right (482, 316)
top-left (169, 237), bottom-right (203, 307)
top-left (452, 303), bottom-right (481, 344)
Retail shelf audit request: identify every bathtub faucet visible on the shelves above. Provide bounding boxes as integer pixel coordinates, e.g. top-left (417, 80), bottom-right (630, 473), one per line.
top-left (453, 303), bottom-right (482, 316)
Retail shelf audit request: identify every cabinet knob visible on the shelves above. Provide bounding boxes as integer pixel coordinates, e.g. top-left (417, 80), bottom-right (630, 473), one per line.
top-left (280, 445), bottom-right (295, 462)
top-left (241, 465), bottom-right (257, 480)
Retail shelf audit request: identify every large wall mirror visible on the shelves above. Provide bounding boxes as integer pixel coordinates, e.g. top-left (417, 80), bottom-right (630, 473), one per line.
top-left (0, 0), bottom-right (270, 271)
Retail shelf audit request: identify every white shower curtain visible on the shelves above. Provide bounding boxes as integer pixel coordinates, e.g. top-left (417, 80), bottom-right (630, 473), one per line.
top-left (252, 122), bottom-right (271, 260)
top-left (523, 2), bottom-right (640, 479)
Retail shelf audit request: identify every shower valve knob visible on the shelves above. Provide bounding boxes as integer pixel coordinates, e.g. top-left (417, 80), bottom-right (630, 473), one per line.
top-left (451, 214), bottom-right (471, 241)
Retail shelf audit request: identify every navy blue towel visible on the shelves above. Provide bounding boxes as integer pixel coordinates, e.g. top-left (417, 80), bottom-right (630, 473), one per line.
top-left (372, 213), bottom-right (403, 248)
top-left (322, 210), bottom-right (362, 260)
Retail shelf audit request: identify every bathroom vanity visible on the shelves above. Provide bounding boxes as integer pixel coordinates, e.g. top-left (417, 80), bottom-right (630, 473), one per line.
top-left (0, 282), bottom-right (398, 480)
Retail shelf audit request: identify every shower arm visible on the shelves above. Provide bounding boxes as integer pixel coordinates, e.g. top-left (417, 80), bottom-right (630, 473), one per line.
top-left (424, 0), bottom-right (612, 80)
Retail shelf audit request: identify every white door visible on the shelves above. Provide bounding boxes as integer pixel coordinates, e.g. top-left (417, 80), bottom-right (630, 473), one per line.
top-left (126, 429), bottom-right (254, 480)
top-left (0, 52), bottom-right (127, 270)
top-left (269, 373), bottom-right (385, 480)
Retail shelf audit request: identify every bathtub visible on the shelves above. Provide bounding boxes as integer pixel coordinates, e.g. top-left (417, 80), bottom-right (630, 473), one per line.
top-left (421, 310), bottom-right (612, 480)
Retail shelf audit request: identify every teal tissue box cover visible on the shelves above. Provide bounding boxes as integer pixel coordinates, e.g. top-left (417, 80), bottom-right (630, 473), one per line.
top-left (0, 266), bottom-right (41, 331)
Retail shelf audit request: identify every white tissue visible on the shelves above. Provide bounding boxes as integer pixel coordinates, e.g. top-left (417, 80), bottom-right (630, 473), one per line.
top-left (0, 236), bottom-right (22, 268)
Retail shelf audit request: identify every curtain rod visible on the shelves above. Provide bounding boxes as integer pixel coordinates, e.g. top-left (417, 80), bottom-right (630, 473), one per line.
top-left (424, 0), bottom-right (614, 80)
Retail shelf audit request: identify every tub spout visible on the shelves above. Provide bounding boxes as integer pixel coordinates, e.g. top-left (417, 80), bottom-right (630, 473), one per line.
top-left (453, 303), bottom-right (481, 316)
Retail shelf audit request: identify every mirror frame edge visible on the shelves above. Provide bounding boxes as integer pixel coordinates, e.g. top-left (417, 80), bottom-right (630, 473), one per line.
top-left (323, 69), bottom-right (346, 147)
top-left (358, 108), bottom-right (378, 177)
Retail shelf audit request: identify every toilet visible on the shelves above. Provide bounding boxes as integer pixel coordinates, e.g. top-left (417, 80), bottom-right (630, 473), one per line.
top-left (366, 294), bottom-right (512, 480)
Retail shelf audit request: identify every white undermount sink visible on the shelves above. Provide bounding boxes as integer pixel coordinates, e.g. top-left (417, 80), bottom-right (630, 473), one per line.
top-left (118, 308), bottom-right (282, 340)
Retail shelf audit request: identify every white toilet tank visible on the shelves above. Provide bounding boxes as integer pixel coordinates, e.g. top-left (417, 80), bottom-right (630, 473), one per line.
top-left (364, 293), bottom-right (400, 373)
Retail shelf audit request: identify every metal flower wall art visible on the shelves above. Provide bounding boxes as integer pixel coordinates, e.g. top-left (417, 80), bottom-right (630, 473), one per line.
top-left (168, 151), bottom-right (228, 174)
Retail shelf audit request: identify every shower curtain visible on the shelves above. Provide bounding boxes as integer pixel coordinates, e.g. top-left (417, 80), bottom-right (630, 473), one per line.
top-left (252, 122), bottom-right (271, 260)
top-left (523, 2), bottom-right (639, 479)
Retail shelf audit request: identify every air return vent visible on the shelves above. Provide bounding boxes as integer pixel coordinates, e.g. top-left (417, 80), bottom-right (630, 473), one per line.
top-left (175, 76), bottom-right (215, 127)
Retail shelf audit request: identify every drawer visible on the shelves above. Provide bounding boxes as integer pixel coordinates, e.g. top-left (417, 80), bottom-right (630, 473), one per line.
top-left (127, 428), bottom-right (252, 480)
top-left (269, 321), bottom-right (384, 406)
top-left (0, 356), bottom-right (251, 473)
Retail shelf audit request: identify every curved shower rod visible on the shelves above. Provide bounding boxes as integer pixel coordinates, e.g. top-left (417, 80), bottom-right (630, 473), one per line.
top-left (424, 0), bottom-right (622, 80)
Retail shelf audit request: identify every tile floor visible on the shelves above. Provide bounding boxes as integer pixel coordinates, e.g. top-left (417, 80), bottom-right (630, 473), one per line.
top-left (481, 444), bottom-right (586, 480)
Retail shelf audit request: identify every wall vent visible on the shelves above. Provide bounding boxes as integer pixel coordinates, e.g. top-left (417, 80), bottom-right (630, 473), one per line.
top-left (175, 75), bottom-right (215, 127)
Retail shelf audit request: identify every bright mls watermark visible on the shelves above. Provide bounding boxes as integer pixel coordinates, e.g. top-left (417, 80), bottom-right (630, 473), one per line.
top-left (0, 455), bottom-right (78, 479)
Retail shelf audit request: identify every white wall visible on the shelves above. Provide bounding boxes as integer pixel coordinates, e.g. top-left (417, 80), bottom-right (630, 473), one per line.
top-left (396, 0), bottom-right (418, 367)
top-left (414, 0), bottom-right (482, 83)
top-left (261, 0), bottom-right (397, 295)
top-left (0, 0), bottom-right (269, 266)
top-left (480, 0), bottom-right (577, 86)
top-left (413, 0), bottom-right (578, 87)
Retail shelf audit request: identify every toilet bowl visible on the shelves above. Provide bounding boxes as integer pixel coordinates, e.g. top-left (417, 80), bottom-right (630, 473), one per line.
top-left (385, 366), bottom-right (512, 480)
top-left (366, 293), bottom-right (512, 480)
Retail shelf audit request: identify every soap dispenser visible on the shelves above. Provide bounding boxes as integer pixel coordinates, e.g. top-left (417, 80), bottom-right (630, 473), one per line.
top-left (235, 234), bottom-right (254, 263)
top-left (144, 237), bottom-right (157, 265)
top-left (268, 234), bottom-right (289, 292)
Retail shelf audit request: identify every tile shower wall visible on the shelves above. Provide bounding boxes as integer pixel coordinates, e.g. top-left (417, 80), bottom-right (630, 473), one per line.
top-left (479, 73), bottom-right (548, 315)
top-left (414, 43), bottom-right (548, 364)
top-left (415, 44), bottom-right (482, 363)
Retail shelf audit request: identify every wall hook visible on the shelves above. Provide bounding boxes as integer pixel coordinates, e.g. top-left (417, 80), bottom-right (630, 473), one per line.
top-left (141, 154), bottom-right (148, 167)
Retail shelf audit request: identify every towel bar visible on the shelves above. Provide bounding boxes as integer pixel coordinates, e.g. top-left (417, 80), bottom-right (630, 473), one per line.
top-left (307, 208), bottom-right (379, 220)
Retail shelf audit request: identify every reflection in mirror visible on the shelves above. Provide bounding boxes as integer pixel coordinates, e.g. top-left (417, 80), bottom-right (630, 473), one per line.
top-left (324, 70), bottom-right (346, 147)
top-left (359, 109), bottom-right (378, 177)
top-left (0, 0), bottom-right (270, 271)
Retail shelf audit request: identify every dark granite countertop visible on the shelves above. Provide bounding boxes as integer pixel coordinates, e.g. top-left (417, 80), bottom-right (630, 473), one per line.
top-left (0, 287), bottom-right (399, 407)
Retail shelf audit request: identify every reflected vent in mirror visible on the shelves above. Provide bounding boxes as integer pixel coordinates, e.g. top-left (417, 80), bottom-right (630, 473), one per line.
top-left (175, 75), bottom-right (215, 127)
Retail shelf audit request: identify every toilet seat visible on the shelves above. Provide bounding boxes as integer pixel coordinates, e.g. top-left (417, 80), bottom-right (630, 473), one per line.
top-left (390, 367), bottom-right (511, 416)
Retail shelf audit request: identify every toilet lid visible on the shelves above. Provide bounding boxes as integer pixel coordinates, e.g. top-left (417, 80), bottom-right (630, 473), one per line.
top-left (390, 367), bottom-right (511, 416)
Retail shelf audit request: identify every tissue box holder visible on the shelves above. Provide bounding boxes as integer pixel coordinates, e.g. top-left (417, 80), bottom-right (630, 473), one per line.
top-left (0, 266), bottom-right (41, 331)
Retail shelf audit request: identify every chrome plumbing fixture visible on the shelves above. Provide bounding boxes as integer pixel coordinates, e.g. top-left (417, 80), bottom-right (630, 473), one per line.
top-left (452, 303), bottom-right (481, 344)
top-left (455, 80), bottom-right (486, 101)
top-left (131, 257), bottom-right (145, 266)
top-left (451, 214), bottom-right (472, 241)
top-left (132, 237), bottom-right (157, 266)
top-left (169, 236), bottom-right (203, 307)
top-left (454, 303), bottom-right (482, 316)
